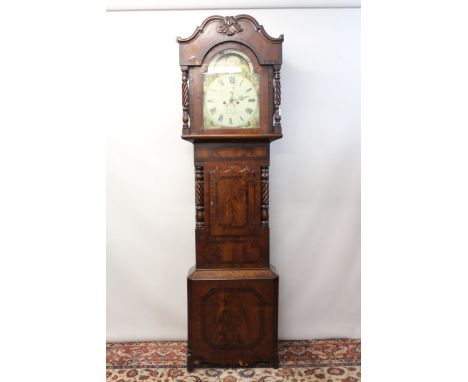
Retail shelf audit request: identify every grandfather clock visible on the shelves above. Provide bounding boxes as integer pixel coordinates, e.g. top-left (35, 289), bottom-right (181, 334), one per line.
top-left (177, 15), bottom-right (283, 370)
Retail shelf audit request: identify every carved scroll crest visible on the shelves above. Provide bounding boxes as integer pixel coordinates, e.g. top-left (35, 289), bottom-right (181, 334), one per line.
top-left (217, 16), bottom-right (243, 36)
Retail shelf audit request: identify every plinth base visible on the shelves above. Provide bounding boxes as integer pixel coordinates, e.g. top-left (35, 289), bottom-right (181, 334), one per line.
top-left (187, 266), bottom-right (279, 371)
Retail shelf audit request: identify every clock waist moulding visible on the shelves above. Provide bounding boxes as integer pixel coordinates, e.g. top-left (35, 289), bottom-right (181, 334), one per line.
top-left (177, 15), bottom-right (283, 370)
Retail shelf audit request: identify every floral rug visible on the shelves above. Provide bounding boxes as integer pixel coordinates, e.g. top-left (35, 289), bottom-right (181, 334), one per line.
top-left (106, 339), bottom-right (361, 381)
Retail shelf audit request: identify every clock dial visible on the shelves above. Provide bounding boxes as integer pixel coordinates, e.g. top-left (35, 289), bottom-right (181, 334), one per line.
top-left (204, 73), bottom-right (259, 128)
top-left (203, 49), bottom-right (260, 129)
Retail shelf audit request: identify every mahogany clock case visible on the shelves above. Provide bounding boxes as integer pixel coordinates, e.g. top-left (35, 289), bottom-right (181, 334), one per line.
top-left (177, 15), bottom-right (283, 370)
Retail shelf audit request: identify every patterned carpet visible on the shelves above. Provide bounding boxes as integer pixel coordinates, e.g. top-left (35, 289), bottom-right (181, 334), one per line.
top-left (106, 339), bottom-right (360, 381)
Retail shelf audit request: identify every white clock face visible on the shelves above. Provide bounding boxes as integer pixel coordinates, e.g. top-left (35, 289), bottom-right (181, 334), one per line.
top-left (204, 73), bottom-right (259, 128)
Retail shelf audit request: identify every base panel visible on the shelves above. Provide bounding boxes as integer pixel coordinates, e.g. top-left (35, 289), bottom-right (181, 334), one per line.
top-left (187, 267), bottom-right (279, 370)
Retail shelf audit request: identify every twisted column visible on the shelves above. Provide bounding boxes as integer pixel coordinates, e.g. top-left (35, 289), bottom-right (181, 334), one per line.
top-left (195, 166), bottom-right (204, 228)
top-left (261, 165), bottom-right (269, 227)
top-left (182, 67), bottom-right (190, 130)
top-left (273, 65), bottom-right (281, 130)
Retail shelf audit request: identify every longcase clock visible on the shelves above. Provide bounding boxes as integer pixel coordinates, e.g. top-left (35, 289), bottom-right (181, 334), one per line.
top-left (177, 15), bottom-right (284, 370)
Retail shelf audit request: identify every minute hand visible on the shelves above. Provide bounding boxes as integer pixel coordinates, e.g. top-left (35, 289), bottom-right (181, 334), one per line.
top-left (231, 95), bottom-right (248, 102)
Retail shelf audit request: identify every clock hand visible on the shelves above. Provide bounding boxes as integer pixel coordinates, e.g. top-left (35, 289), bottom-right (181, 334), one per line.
top-left (231, 95), bottom-right (246, 102)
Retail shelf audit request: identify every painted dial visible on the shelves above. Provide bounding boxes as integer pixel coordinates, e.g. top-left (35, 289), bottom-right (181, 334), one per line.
top-left (205, 73), bottom-right (258, 128)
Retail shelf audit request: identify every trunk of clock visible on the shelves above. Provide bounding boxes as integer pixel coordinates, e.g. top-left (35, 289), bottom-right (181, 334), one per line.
top-left (187, 142), bottom-right (278, 370)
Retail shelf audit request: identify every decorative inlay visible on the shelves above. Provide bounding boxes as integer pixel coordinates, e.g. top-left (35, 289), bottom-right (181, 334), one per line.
top-left (195, 145), bottom-right (268, 161)
top-left (260, 165), bottom-right (269, 227)
top-left (217, 16), bottom-right (243, 36)
top-left (273, 65), bottom-right (281, 130)
top-left (181, 67), bottom-right (190, 130)
top-left (201, 287), bottom-right (266, 351)
top-left (195, 166), bottom-right (204, 228)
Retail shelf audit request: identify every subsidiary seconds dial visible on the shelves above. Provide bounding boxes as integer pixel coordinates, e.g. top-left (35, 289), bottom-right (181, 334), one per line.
top-left (205, 73), bottom-right (259, 128)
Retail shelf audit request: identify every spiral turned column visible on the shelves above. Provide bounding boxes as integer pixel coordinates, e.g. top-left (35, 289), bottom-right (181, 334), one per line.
top-left (273, 65), bottom-right (281, 131)
top-left (181, 67), bottom-right (190, 131)
top-left (261, 165), bottom-right (269, 228)
top-left (195, 166), bottom-right (204, 228)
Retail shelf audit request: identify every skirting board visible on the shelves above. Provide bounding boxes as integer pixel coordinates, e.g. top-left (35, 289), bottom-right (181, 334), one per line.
top-left (107, 0), bottom-right (361, 12)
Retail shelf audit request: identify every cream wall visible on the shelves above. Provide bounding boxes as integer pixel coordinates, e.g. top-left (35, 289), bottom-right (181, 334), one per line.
top-left (106, 7), bottom-right (360, 341)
